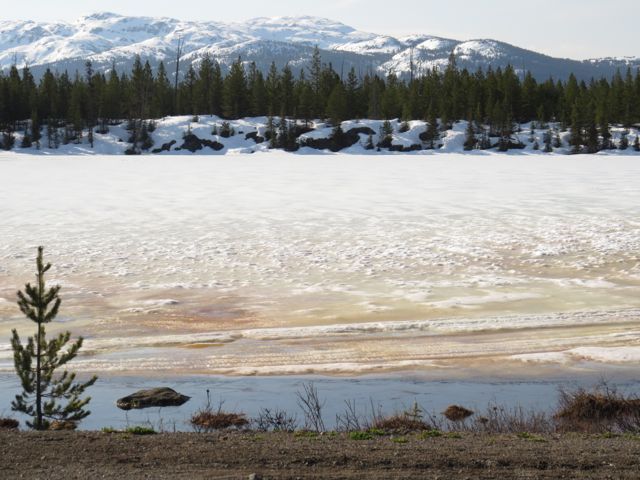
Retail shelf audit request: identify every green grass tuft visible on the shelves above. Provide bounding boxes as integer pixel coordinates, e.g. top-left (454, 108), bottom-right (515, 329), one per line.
top-left (517, 432), bottom-right (547, 442)
top-left (125, 426), bottom-right (157, 435)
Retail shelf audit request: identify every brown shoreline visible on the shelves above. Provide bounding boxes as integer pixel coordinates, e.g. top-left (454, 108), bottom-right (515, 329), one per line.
top-left (2, 431), bottom-right (639, 479)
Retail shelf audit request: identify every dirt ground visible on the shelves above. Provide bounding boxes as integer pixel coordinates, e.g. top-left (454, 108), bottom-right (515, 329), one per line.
top-left (1, 431), bottom-right (639, 479)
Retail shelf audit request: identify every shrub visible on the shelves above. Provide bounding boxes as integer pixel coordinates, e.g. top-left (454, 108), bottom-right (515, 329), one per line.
top-left (191, 390), bottom-right (249, 433)
top-left (125, 426), bottom-right (156, 435)
top-left (219, 122), bottom-right (234, 138)
top-left (470, 404), bottom-right (554, 434)
top-left (517, 432), bottom-right (547, 442)
top-left (191, 411), bottom-right (249, 432)
top-left (254, 408), bottom-right (297, 432)
top-left (349, 431), bottom-right (374, 440)
top-left (391, 436), bottom-right (408, 444)
top-left (442, 405), bottom-right (474, 422)
top-left (296, 382), bottom-right (325, 432)
top-left (371, 414), bottom-right (430, 433)
top-left (49, 421), bottom-right (77, 431)
top-left (555, 385), bottom-right (640, 433)
top-left (0, 418), bottom-right (19, 430)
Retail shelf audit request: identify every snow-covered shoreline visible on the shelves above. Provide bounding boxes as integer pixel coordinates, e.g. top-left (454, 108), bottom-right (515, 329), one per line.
top-left (4, 115), bottom-right (640, 156)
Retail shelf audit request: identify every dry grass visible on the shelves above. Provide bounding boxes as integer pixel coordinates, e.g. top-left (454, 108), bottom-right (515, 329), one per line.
top-left (371, 414), bottom-right (431, 433)
top-left (191, 411), bottom-right (249, 432)
top-left (190, 390), bottom-right (249, 433)
top-left (555, 385), bottom-right (640, 433)
top-left (443, 405), bottom-right (475, 422)
top-left (468, 404), bottom-right (555, 434)
top-left (49, 421), bottom-right (77, 431)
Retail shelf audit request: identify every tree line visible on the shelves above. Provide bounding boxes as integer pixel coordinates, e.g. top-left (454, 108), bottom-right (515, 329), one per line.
top-left (0, 48), bottom-right (639, 151)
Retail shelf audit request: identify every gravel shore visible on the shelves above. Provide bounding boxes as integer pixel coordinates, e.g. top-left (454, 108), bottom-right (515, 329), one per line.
top-left (1, 431), bottom-right (639, 479)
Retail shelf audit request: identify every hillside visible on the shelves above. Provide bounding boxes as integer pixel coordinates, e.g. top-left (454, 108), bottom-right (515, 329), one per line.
top-left (1, 13), bottom-right (638, 81)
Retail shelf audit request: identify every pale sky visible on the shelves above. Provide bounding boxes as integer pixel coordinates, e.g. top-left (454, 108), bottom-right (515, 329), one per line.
top-left (6, 0), bottom-right (639, 60)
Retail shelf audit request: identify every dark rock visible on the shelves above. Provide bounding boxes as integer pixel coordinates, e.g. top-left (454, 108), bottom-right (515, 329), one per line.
top-left (404, 144), bottom-right (423, 151)
top-left (180, 134), bottom-right (224, 153)
top-left (300, 136), bottom-right (333, 151)
top-left (301, 126), bottom-right (372, 152)
top-left (348, 126), bottom-right (375, 136)
top-left (202, 138), bottom-right (224, 151)
top-left (294, 125), bottom-right (316, 137)
top-left (245, 131), bottom-right (265, 144)
top-left (180, 134), bottom-right (204, 152)
top-left (152, 140), bottom-right (177, 154)
top-left (117, 388), bottom-right (191, 410)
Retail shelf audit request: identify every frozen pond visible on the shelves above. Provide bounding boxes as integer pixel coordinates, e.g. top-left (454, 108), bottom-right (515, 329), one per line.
top-left (1, 154), bottom-right (639, 376)
top-left (3, 373), bottom-right (639, 431)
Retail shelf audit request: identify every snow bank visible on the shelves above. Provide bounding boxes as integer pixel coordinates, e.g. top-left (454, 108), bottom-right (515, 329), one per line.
top-left (8, 115), bottom-right (640, 156)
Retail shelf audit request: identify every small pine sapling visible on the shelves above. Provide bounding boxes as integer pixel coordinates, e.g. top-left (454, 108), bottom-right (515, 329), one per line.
top-left (11, 247), bottom-right (97, 430)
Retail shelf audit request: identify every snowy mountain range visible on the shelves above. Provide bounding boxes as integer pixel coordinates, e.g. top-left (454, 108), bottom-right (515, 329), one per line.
top-left (1, 12), bottom-right (638, 81)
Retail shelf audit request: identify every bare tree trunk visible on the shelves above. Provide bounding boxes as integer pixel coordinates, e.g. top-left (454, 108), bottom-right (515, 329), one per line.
top-left (174, 38), bottom-right (183, 115)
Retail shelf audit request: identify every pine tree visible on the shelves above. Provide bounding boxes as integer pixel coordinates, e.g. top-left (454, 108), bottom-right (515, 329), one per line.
top-left (266, 115), bottom-right (276, 148)
top-left (585, 122), bottom-right (599, 153)
top-left (46, 120), bottom-right (54, 149)
top-left (152, 62), bottom-right (172, 118)
top-left (569, 103), bottom-right (583, 154)
top-left (599, 114), bottom-right (612, 150)
top-left (2, 130), bottom-right (15, 150)
top-left (11, 247), bottom-right (97, 430)
top-left (309, 46), bottom-right (322, 117)
top-left (297, 79), bottom-right (314, 127)
top-left (345, 67), bottom-right (360, 119)
top-left (248, 62), bottom-right (267, 117)
top-left (265, 62), bottom-right (280, 116)
top-left (422, 111), bottom-right (439, 150)
top-left (85, 61), bottom-right (96, 145)
top-left (280, 64), bottom-right (295, 117)
top-left (463, 121), bottom-right (476, 150)
top-left (30, 109), bottom-right (41, 148)
top-left (619, 131), bottom-right (629, 150)
top-left (326, 83), bottom-right (347, 126)
top-left (365, 133), bottom-right (374, 150)
top-left (223, 58), bottom-right (248, 119)
top-left (377, 120), bottom-right (393, 148)
top-left (20, 127), bottom-right (32, 148)
top-left (543, 130), bottom-right (553, 152)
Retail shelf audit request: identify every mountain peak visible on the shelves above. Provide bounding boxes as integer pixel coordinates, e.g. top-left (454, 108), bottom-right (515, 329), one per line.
top-left (80, 12), bottom-right (123, 21)
top-left (0, 13), bottom-right (636, 82)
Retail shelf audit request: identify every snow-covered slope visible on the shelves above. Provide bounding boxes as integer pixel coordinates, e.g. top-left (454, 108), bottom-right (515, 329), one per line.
top-left (0, 12), bottom-right (638, 81)
top-left (6, 115), bottom-right (640, 157)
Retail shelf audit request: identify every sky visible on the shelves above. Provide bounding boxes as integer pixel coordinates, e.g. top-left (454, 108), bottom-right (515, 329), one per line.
top-left (5, 0), bottom-right (639, 60)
